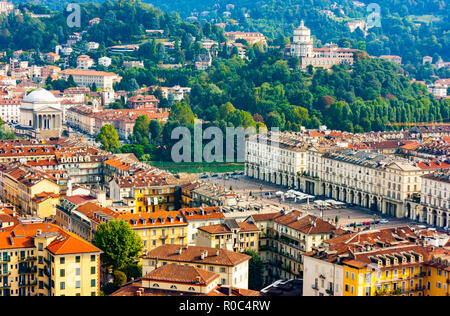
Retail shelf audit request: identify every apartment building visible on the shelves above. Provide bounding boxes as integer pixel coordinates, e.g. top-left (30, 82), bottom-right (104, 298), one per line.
top-left (109, 172), bottom-right (178, 213)
top-left (142, 244), bottom-right (251, 289)
top-left (127, 94), bottom-right (159, 109)
top-left (420, 172), bottom-right (450, 228)
top-left (119, 211), bottom-right (187, 252)
top-left (246, 132), bottom-right (308, 188)
top-left (111, 264), bottom-right (260, 296)
top-left (58, 69), bottom-right (122, 90)
top-left (252, 210), bottom-right (338, 284)
top-left (179, 206), bottom-right (225, 245)
top-left (0, 99), bottom-right (20, 123)
top-left (76, 55), bottom-right (95, 70)
top-left (300, 150), bottom-right (424, 219)
top-left (303, 227), bottom-right (450, 296)
top-left (224, 31), bottom-right (267, 46)
top-left (0, 222), bottom-right (101, 296)
top-left (98, 57), bottom-right (111, 68)
top-left (196, 219), bottom-right (260, 252)
top-left (0, 164), bottom-right (61, 216)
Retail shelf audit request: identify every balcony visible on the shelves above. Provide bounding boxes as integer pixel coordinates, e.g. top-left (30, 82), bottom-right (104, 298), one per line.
top-left (19, 266), bottom-right (37, 274)
top-left (0, 256), bottom-right (10, 263)
top-left (325, 288), bottom-right (334, 296)
top-left (0, 283), bottom-right (11, 289)
top-left (311, 284), bottom-right (319, 291)
top-left (0, 271), bottom-right (10, 277)
top-left (19, 256), bottom-right (36, 262)
top-left (19, 279), bottom-right (38, 287)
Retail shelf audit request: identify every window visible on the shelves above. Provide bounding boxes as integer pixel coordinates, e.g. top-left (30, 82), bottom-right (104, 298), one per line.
top-left (76, 268), bottom-right (81, 276)
top-left (60, 282), bottom-right (65, 290)
top-left (170, 285), bottom-right (177, 290)
top-left (91, 279), bottom-right (96, 287)
top-left (60, 269), bottom-right (65, 277)
top-left (153, 283), bottom-right (159, 288)
top-left (76, 256), bottom-right (80, 263)
top-left (188, 287), bottom-right (195, 291)
top-left (60, 257), bottom-right (65, 264)
top-left (75, 280), bottom-right (81, 289)
top-left (90, 255), bottom-right (96, 262)
top-left (91, 267), bottom-right (96, 274)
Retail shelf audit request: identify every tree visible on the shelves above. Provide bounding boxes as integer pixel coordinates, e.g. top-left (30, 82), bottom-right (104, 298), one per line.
top-left (96, 124), bottom-right (121, 153)
top-left (113, 270), bottom-right (127, 288)
top-left (133, 115), bottom-right (150, 145)
top-left (0, 119), bottom-right (16, 139)
top-left (127, 78), bottom-right (139, 92)
top-left (94, 220), bottom-right (144, 270)
top-left (169, 102), bottom-right (195, 126)
top-left (244, 249), bottom-right (265, 290)
top-left (149, 119), bottom-right (162, 141)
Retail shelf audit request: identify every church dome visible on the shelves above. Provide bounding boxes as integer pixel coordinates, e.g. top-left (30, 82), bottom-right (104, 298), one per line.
top-left (23, 88), bottom-right (59, 104)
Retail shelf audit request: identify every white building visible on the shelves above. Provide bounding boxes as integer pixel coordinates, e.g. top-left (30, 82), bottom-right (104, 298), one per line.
top-left (420, 172), bottom-right (450, 229)
top-left (246, 132), bottom-right (308, 188)
top-left (85, 42), bottom-right (99, 51)
top-left (290, 21), bottom-right (357, 69)
top-left (179, 207), bottom-right (225, 245)
top-left (76, 55), bottom-right (95, 70)
top-left (98, 57), bottom-right (112, 68)
top-left (0, 99), bottom-right (20, 123)
top-left (58, 69), bottom-right (122, 90)
top-left (16, 88), bottom-right (63, 139)
top-left (303, 255), bottom-right (343, 296)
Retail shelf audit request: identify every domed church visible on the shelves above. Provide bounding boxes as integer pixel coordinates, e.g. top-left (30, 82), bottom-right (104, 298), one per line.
top-left (16, 88), bottom-right (63, 139)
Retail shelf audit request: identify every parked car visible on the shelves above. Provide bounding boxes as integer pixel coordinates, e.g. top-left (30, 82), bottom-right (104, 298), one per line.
top-left (362, 222), bottom-right (371, 226)
top-left (211, 174), bottom-right (218, 178)
top-left (379, 219), bottom-right (389, 224)
top-left (200, 174), bottom-right (209, 179)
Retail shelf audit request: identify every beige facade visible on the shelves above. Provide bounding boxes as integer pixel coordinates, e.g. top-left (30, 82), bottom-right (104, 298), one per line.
top-left (142, 245), bottom-right (250, 289)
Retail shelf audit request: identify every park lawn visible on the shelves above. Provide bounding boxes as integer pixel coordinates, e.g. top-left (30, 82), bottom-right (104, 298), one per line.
top-left (146, 161), bottom-right (244, 174)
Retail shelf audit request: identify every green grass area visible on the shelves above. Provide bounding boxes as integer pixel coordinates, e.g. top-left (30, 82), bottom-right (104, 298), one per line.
top-left (146, 161), bottom-right (245, 174)
top-left (407, 15), bottom-right (442, 24)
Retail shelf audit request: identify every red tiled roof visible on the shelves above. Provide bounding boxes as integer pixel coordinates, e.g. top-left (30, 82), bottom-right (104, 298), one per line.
top-left (145, 244), bottom-right (251, 267)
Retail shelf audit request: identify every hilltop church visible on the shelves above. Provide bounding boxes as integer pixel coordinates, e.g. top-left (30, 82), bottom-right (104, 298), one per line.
top-left (289, 20), bottom-right (358, 70)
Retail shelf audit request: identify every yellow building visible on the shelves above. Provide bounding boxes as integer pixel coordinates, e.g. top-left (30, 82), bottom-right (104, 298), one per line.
top-left (0, 222), bottom-right (101, 296)
top-left (303, 228), bottom-right (450, 297)
top-left (31, 192), bottom-right (60, 219)
top-left (423, 253), bottom-right (450, 296)
top-left (196, 219), bottom-right (260, 253)
top-left (118, 211), bottom-right (188, 253)
top-left (109, 174), bottom-right (178, 214)
top-left (1, 164), bottom-right (60, 216)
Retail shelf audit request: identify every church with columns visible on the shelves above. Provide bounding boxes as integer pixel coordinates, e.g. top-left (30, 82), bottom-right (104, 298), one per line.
top-left (16, 88), bottom-right (63, 139)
